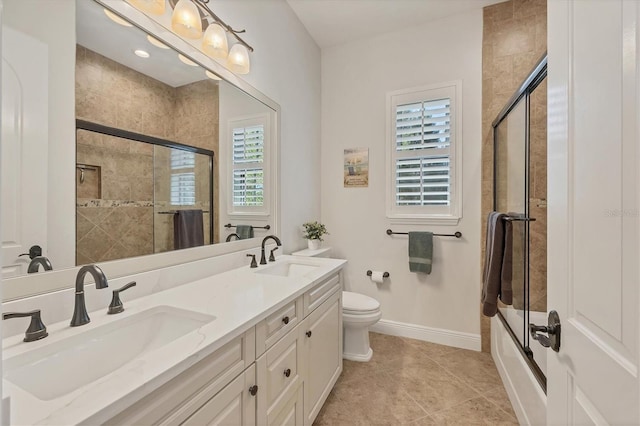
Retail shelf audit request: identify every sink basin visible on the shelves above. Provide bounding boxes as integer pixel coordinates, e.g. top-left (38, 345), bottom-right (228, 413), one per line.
top-left (4, 306), bottom-right (214, 401)
top-left (255, 261), bottom-right (320, 278)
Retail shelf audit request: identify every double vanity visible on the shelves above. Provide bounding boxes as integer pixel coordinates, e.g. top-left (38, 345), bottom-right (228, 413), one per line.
top-left (2, 252), bottom-right (346, 425)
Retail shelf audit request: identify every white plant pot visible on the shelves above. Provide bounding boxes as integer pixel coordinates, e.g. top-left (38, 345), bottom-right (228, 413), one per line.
top-left (307, 239), bottom-right (321, 250)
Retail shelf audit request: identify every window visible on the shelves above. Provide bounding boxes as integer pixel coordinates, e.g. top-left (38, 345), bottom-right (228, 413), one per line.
top-left (170, 149), bottom-right (196, 206)
top-left (228, 115), bottom-right (270, 216)
top-left (387, 82), bottom-right (461, 223)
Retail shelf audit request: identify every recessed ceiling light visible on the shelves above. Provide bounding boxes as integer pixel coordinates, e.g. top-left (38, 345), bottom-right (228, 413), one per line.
top-left (104, 9), bottom-right (132, 27)
top-left (178, 54), bottom-right (198, 67)
top-left (134, 49), bottom-right (150, 58)
top-left (147, 35), bottom-right (169, 50)
top-left (205, 70), bottom-right (221, 80)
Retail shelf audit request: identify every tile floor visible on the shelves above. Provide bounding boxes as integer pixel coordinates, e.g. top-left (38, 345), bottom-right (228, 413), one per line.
top-left (314, 333), bottom-right (518, 425)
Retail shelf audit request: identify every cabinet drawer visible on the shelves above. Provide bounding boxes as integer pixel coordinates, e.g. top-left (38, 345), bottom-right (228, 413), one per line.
top-left (303, 273), bottom-right (340, 317)
top-left (181, 364), bottom-right (256, 426)
top-left (256, 323), bottom-right (303, 420)
top-left (105, 328), bottom-right (256, 426)
top-left (256, 297), bottom-right (303, 354)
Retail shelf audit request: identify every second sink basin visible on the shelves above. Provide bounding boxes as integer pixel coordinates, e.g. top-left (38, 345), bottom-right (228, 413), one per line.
top-left (4, 305), bottom-right (214, 401)
top-left (255, 260), bottom-right (320, 278)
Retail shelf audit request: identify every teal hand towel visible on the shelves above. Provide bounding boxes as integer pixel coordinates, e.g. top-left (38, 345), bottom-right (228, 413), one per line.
top-left (408, 232), bottom-right (434, 274)
top-left (236, 225), bottom-right (254, 240)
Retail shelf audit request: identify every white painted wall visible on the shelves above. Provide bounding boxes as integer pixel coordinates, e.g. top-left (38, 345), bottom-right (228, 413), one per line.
top-left (212, 0), bottom-right (322, 252)
top-left (321, 10), bottom-right (483, 343)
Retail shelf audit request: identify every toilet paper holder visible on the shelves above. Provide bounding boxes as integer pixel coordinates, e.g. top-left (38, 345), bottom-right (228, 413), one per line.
top-left (366, 270), bottom-right (389, 278)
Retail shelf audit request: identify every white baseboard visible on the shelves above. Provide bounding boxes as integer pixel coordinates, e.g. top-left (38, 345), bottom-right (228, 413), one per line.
top-left (370, 319), bottom-right (481, 351)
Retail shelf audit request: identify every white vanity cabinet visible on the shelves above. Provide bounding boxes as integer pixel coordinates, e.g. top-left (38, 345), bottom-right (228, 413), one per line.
top-left (104, 329), bottom-right (256, 426)
top-left (254, 273), bottom-right (342, 426)
top-left (104, 272), bottom-right (342, 426)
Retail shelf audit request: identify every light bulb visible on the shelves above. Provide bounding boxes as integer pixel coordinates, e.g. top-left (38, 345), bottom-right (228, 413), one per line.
top-left (171, 0), bottom-right (202, 39)
top-left (104, 9), bottom-right (132, 27)
top-left (126, 0), bottom-right (165, 15)
top-left (202, 23), bottom-right (229, 59)
top-left (227, 44), bottom-right (250, 74)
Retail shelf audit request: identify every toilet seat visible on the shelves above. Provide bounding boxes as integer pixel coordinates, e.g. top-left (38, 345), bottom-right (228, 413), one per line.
top-left (343, 291), bottom-right (380, 314)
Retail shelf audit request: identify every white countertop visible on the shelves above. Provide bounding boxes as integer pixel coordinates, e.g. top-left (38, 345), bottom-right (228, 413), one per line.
top-left (2, 255), bottom-right (346, 425)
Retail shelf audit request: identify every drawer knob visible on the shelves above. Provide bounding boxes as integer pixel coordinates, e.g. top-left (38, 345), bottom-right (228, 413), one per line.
top-left (249, 385), bottom-right (259, 396)
top-left (282, 316), bottom-right (290, 325)
top-left (284, 368), bottom-right (291, 378)
top-left (306, 330), bottom-right (312, 338)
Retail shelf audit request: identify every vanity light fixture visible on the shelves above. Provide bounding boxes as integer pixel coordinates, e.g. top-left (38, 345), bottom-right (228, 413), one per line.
top-left (147, 35), bottom-right (170, 49)
top-left (104, 8), bottom-right (133, 27)
top-left (227, 44), bottom-right (250, 75)
top-left (178, 53), bottom-right (198, 67)
top-left (134, 49), bottom-right (150, 58)
top-left (126, 0), bottom-right (254, 74)
top-left (171, 0), bottom-right (202, 39)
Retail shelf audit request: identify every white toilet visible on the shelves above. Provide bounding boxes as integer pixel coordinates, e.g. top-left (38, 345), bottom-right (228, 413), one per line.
top-left (292, 246), bottom-right (382, 362)
top-left (342, 291), bottom-right (381, 362)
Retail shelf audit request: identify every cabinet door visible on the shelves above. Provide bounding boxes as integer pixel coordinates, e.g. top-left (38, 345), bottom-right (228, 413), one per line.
top-left (182, 364), bottom-right (256, 426)
top-left (303, 291), bottom-right (342, 425)
top-left (268, 384), bottom-right (304, 426)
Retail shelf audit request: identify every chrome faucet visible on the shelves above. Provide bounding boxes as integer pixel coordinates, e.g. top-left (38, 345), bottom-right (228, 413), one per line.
top-left (71, 265), bottom-right (109, 327)
top-left (260, 235), bottom-right (282, 265)
top-left (27, 256), bottom-right (53, 274)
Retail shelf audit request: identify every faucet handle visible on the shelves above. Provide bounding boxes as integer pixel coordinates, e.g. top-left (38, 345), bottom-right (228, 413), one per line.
top-left (108, 281), bottom-right (136, 315)
top-left (247, 254), bottom-right (258, 268)
top-left (269, 247), bottom-right (279, 262)
top-left (3, 310), bottom-right (48, 342)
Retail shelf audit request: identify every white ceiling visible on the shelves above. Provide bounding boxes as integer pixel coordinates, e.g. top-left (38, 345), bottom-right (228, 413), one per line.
top-left (286, 0), bottom-right (506, 48)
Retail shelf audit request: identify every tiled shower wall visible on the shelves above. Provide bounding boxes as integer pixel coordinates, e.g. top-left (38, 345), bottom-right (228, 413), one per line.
top-left (481, 0), bottom-right (547, 352)
top-left (75, 45), bottom-right (219, 264)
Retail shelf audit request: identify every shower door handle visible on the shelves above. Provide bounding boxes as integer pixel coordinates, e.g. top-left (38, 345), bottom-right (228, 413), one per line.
top-left (529, 310), bottom-right (561, 352)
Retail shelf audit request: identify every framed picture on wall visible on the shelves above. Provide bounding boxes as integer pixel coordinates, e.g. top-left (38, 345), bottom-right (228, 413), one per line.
top-left (343, 148), bottom-right (369, 188)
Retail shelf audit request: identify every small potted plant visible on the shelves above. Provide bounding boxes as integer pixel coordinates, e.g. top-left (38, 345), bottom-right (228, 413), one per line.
top-left (302, 221), bottom-right (329, 250)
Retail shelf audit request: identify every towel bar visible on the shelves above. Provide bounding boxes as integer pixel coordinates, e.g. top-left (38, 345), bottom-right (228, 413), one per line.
top-left (503, 216), bottom-right (536, 222)
top-left (158, 210), bottom-right (210, 214)
top-left (225, 223), bottom-right (271, 230)
top-left (386, 229), bottom-right (462, 238)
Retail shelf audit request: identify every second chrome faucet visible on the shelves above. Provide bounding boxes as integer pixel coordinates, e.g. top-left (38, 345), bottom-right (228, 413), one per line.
top-left (71, 265), bottom-right (109, 327)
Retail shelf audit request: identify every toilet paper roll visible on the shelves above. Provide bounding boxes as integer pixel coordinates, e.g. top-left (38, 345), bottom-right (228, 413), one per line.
top-left (370, 271), bottom-right (385, 284)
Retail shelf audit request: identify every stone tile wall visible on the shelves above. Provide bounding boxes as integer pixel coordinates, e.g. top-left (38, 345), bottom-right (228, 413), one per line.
top-left (481, 0), bottom-right (547, 352)
top-left (75, 45), bottom-right (219, 264)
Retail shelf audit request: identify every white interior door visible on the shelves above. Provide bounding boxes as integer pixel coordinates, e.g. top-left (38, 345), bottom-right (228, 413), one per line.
top-left (546, 0), bottom-right (640, 424)
top-left (1, 26), bottom-right (48, 277)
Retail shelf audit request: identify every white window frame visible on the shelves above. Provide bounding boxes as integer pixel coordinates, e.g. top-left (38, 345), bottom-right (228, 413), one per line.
top-left (386, 81), bottom-right (463, 225)
top-left (227, 113), bottom-right (270, 217)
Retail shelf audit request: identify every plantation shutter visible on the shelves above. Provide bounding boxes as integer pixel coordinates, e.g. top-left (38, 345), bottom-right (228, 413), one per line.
top-left (170, 149), bottom-right (196, 206)
top-left (395, 98), bottom-right (451, 206)
top-left (232, 124), bottom-right (264, 207)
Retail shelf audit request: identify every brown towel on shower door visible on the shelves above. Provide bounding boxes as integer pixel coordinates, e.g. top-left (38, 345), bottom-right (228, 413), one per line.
top-left (500, 218), bottom-right (513, 305)
top-left (482, 212), bottom-right (507, 316)
top-left (173, 210), bottom-right (204, 250)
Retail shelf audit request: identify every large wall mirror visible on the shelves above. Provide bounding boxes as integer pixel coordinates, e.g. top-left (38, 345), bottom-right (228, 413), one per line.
top-left (1, 0), bottom-right (279, 299)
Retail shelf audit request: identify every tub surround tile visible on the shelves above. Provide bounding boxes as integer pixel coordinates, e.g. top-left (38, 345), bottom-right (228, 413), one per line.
top-left (481, 0), bottom-right (547, 351)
